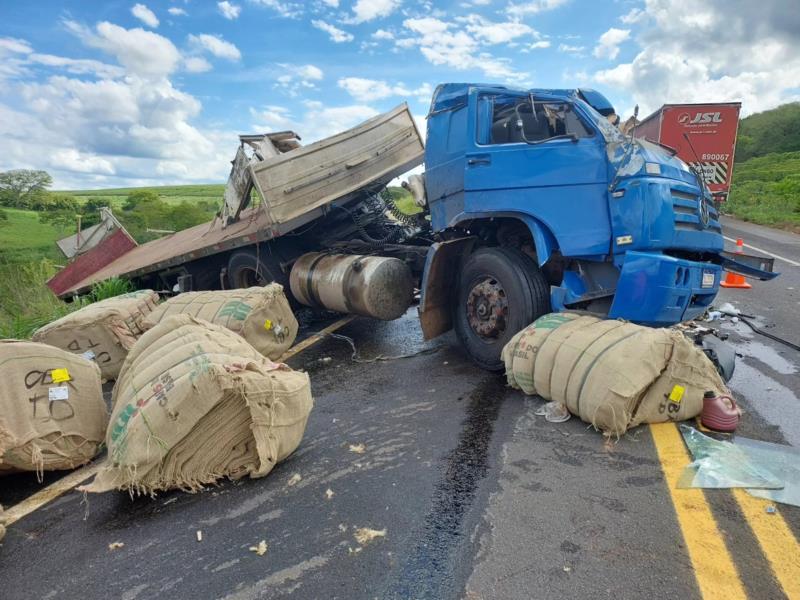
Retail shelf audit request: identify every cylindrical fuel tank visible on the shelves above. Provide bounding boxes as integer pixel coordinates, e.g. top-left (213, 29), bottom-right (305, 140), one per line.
top-left (289, 253), bottom-right (413, 320)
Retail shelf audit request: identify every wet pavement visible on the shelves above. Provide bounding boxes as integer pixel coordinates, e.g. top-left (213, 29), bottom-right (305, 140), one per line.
top-left (1, 216), bottom-right (798, 599)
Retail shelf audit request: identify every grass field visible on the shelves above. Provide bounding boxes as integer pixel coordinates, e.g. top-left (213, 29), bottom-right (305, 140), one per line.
top-left (0, 208), bottom-right (63, 263)
top-left (62, 184), bottom-right (226, 208)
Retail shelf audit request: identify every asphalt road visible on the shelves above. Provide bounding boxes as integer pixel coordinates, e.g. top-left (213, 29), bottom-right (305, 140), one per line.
top-left (1, 217), bottom-right (798, 599)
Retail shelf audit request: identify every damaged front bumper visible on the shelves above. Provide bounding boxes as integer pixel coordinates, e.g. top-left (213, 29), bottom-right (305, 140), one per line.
top-left (608, 251), bottom-right (722, 326)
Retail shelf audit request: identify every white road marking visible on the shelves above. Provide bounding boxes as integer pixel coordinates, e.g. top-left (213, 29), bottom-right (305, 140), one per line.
top-left (723, 236), bottom-right (800, 268)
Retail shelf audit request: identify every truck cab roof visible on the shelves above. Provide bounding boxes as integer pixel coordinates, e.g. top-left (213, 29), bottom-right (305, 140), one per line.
top-left (428, 83), bottom-right (616, 118)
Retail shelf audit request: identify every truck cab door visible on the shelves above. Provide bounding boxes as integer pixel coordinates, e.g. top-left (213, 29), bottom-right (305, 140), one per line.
top-left (463, 91), bottom-right (611, 258)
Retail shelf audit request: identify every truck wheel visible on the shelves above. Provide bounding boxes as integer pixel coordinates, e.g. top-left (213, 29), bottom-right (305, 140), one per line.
top-left (454, 247), bottom-right (550, 371)
top-left (227, 251), bottom-right (280, 289)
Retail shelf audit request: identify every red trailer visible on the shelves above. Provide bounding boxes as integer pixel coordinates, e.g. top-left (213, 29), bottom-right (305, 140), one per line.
top-left (634, 102), bottom-right (741, 205)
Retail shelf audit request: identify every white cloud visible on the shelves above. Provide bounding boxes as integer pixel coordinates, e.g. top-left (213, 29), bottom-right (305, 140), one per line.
top-left (249, 0), bottom-right (303, 18)
top-left (593, 27), bottom-right (629, 60)
top-left (131, 3), bottom-right (159, 28)
top-left (337, 77), bottom-right (432, 102)
top-left (28, 53), bottom-right (125, 78)
top-left (401, 16), bottom-right (529, 82)
top-left (594, 0), bottom-right (800, 116)
top-left (350, 0), bottom-right (402, 24)
top-left (530, 40), bottom-right (551, 49)
top-left (620, 8), bottom-right (644, 24)
top-left (66, 20), bottom-right (181, 78)
top-left (320, 0), bottom-right (339, 6)
top-left (184, 56), bottom-right (212, 73)
top-left (252, 102), bottom-right (380, 141)
top-left (312, 20), bottom-right (354, 43)
top-left (507, 0), bottom-right (569, 17)
top-left (558, 43), bottom-right (584, 54)
top-left (460, 14), bottom-right (537, 44)
top-left (188, 33), bottom-right (242, 61)
top-left (0, 37), bottom-right (33, 54)
top-left (372, 29), bottom-right (394, 40)
top-left (217, 1), bottom-right (241, 19)
top-left (274, 63), bottom-right (324, 96)
top-left (168, 7), bottom-right (187, 16)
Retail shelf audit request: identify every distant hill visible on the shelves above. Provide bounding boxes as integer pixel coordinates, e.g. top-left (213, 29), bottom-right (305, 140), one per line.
top-left (735, 102), bottom-right (800, 162)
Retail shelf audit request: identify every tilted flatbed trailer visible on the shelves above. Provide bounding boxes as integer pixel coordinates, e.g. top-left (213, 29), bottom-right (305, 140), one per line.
top-left (51, 104), bottom-right (426, 298)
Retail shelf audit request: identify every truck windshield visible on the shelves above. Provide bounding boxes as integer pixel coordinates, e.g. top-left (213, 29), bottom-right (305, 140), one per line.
top-left (479, 94), bottom-right (592, 145)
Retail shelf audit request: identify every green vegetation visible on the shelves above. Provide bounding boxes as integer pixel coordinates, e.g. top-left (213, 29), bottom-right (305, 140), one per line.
top-left (0, 259), bottom-right (81, 339)
top-left (89, 277), bottom-right (134, 302)
top-left (384, 186), bottom-right (421, 215)
top-left (726, 104), bottom-right (800, 228)
top-left (735, 102), bottom-right (800, 163)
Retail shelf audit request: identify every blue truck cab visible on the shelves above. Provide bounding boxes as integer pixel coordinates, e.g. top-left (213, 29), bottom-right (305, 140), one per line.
top-left (417, 83), bottom-right (775, 369)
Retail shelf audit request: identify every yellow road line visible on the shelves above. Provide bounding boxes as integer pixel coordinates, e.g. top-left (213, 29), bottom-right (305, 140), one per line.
top-left (4, 463), bottom-right (101, 527)
top-left (732, 489), bottom-right (800, 598)
top-left (278, 315), bottom-right (356, 362)
top-left (4, 314), bottom-right (357, 527)
top-left (650, 423), bottom-right (747, 600)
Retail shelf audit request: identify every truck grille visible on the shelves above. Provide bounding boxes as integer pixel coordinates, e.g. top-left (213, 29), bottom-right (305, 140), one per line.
top-left (671, 190), bottom-right (721, 232)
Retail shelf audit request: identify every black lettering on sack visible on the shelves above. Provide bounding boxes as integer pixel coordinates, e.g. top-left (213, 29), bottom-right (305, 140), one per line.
top-left (29, 393), bottom-right (75, 421)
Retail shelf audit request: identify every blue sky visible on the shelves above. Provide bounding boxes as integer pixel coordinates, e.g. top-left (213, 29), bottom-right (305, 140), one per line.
top-left (1, 0), bottom-right (797, 188)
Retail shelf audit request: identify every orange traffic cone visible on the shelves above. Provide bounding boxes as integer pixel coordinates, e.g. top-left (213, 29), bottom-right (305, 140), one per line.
top-left (720, 238), bottom-right (752, 289)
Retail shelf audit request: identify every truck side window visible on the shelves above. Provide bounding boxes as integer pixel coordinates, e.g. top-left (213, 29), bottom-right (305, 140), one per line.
top-left (483, 96), bottom-right (592, 145)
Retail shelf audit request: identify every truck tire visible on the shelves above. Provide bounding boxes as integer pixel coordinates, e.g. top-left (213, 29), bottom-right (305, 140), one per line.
top-left (454, 247), bottom-right (551, 371)
top-left (226, 250), bottom-right (283, 289)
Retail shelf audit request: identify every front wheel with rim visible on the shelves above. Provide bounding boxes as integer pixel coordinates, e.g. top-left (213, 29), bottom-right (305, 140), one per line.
top-left (453, 247), bottom-right (551, 371)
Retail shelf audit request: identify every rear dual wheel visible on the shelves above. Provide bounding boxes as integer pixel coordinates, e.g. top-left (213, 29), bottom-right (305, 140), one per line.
top-left (454, 247), bottom-right (550, 371)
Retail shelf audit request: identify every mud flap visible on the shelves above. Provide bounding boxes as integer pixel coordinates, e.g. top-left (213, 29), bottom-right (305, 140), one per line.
top-left (418, 237), bottom-right (475, 340)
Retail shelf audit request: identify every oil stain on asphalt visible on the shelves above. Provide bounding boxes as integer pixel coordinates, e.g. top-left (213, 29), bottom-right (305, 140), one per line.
top-left (390, 374), bottom-right (508, 599)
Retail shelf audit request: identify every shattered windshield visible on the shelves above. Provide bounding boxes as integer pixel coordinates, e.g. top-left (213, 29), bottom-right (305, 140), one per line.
top-left (576, 98), bottom-right (626, 144)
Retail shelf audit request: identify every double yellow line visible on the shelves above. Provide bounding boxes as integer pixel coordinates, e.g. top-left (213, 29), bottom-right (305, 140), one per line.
top-left (3, 315), bottom-right (357, 530)
top-left (651, 423), bottom-right (800, 599)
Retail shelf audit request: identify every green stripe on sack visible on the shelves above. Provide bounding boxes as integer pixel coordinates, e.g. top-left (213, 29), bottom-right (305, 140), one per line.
top-left (532, 313), bottom-right (574, 330)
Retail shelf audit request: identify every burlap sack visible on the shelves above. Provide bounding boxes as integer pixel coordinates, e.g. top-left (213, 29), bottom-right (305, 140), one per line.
top-left (503, 313), bottom-right (728, 435)
top-left (0, 504), bottom-right (5, 542)
top-left (501, 312), bottom-right (588, 394)
top-left (141, 285), bottom-right (297, 360)
top-left (33, 290), bottom-right (159, 380)
top-left (0, 340), bottom-right (107, 473)
top-left (81, 314), bottom-right (313, 495)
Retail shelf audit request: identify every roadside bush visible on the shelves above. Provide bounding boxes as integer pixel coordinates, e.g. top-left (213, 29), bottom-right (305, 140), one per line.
top-left (90, 277), bottom-right (133, 302)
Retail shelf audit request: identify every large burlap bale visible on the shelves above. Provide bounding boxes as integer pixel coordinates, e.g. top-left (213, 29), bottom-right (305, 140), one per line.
top-left (0, 340), bottom-right (107, 473)
top-left (503, 313), bottom-right (728, 435)
top-left (81, 314), bottom-right (313, 495)
top-left (33, 290), bottom-right (159, 380)
top-left (141, 285), bottom-right (297, 360)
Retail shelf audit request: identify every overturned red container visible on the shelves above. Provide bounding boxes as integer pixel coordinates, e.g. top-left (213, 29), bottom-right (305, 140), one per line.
top-left (700, 391), bottom-right (741, 432)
